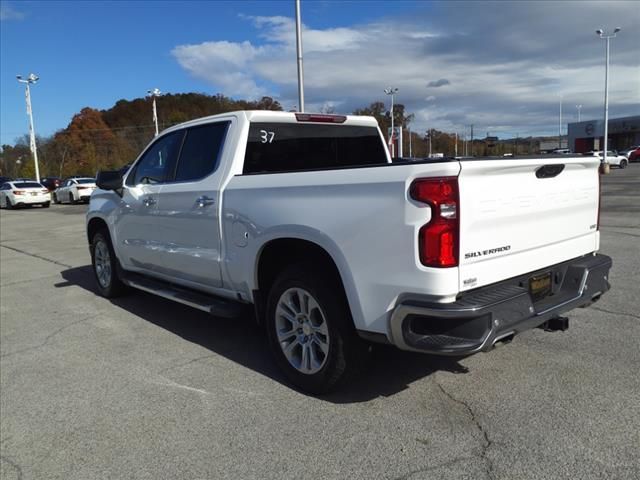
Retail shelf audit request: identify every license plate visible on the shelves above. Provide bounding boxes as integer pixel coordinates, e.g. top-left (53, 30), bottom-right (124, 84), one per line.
top-left (31, 192), bottom-right (38, 196)
top-left (529, 272), bottom-right (552, 302)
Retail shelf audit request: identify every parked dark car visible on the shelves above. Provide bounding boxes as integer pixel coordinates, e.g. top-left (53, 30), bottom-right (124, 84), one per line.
top-left (40, 177), bottom-right (62, 192)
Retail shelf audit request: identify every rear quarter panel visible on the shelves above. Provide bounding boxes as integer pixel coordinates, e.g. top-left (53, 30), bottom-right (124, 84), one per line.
top-left (222, 162), bottom-right (461, 335)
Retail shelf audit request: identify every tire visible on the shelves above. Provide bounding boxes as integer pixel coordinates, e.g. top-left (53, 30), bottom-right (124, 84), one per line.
top-left (90, 229), bottom-right (127, 298)
top-left (619, 159), bottom-right (627, 169)
top-left (265, 263), bottom-right (366, 394)
top-left (5, 198), bottom-right (13, 210)
top-left (53, 193), bottom-right (60, 204)
top-left (42, 202), bottom-right (50, 208)
top-left (69, 193), bottom-right (76, 205)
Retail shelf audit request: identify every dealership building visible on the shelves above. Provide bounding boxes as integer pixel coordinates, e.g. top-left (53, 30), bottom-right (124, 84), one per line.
top-left (567, 115), bottom-right (640, 153)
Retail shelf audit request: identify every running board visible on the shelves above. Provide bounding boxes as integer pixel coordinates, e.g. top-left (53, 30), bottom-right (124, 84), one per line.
top-left (122, 273), bottom-right (245, 318)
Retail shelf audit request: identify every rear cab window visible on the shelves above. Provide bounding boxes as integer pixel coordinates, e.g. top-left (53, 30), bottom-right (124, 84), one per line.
top-left (13, 182), bottom-right (43, 189)
top-left (243, 122), bottom-right (388, 174)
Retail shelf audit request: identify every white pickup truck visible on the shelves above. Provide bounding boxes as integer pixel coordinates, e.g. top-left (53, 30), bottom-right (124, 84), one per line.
top-left (87, 111), bottom-right (612, 393)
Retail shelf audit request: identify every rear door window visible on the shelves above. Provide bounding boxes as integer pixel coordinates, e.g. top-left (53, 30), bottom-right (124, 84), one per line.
top-left (173, 122), bottom-right (229, 182)
top-left (243, 123), bottom-right (387, 174)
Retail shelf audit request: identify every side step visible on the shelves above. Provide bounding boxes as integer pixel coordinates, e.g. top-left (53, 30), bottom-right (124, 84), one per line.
top-left (122, 272), bottom-right (245, 318)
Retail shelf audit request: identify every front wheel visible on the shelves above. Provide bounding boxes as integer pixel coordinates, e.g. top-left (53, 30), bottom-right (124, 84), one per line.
top-left (265, 263), bottom-right (366, 394)
top-left (90, 230), bottom-right (127, 298)
top-left (53, 193), bottom-right (60, 204)
top-left (619, 159), bottom-right (627, 169)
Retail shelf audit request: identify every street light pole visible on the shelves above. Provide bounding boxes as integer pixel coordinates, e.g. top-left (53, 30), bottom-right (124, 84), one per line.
top-left (597, 27), bottom-right (621, 165)
top-left (384, 87), bottom-right (398, 157)
top-left (295, 0), bottom-right (305, 112)
top-left (576, 104), bottom-right (582, 122)
top-left (558, 94), bottom-right (563, 149)
top-left (147, 88), bottom-right (162, 136)
top-left (16, 73), bottom-right (41, 182)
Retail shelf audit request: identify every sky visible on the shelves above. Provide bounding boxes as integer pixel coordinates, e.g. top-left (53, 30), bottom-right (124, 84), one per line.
top-left (1, 0), bottom-right (639, 146)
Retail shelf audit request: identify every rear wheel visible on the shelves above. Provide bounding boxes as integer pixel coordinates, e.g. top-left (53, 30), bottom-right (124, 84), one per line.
top-left (90, 229), bottom-right (127, 298)
top-left (619, 159), bottom-right (627, 169)
top-left (69, 193), bottom-right (75, 205)
top-left (265, 263), bottom-right (366, 394)
top-left (5, 198), bottom-right (13, 209)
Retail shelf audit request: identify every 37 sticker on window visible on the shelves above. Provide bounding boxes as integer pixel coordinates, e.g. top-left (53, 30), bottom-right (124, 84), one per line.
top-left (259, 130), bottom-right (275, 144)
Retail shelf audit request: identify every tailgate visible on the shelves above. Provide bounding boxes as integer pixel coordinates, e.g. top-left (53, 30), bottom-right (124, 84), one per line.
top-left (457, 156), bottom-right (600, 291)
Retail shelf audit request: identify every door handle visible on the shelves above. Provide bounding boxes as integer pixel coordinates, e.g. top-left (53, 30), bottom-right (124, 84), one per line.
top-left (143, 197), bottom-right (156, 207)
top-left (196, 196), bottom-right (215, 208)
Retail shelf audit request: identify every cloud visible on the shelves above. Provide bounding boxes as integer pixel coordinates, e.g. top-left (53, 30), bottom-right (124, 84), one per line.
top-left (0, 2), bottom-right (25, 21)
top-left (427, 79), bottom-right (450, 88)
top-left (172, 1), bottom-right (640, 137)
top-left (172, 41), bottom-right (268, 99)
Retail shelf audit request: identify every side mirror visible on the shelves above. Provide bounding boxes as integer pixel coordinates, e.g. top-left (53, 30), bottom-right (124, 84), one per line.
top-left (96, 170), bottom-right (123, 191)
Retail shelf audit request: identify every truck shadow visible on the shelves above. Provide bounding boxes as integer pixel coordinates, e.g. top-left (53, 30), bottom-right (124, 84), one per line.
top-left (59, 266), bottom-right (470, 403)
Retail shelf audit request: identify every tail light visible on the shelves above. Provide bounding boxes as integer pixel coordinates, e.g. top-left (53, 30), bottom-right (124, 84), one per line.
top-left (41, 189), bottom-right (49, 194)
top-left (410, 177), bottom-right (459, 267)
top-left (13, 190), bottom-right (25, 195)
top-left (77, 186), bottom-right (89, 190)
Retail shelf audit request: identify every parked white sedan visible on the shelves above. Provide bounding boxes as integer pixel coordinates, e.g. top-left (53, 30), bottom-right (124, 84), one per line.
top-left (54, 177), bottom-right (97, 204)
top-left (585, 150), bottom-right (629, 169)
top-left (0, 181), bottom-right (51, 209)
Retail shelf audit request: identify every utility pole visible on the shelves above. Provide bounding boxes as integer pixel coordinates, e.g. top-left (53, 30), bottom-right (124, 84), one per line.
top-left (295, 0), bottom-right (305, 112)
top-left (409, 126), bottom-right (412, 158)
top-left (428, 129), bottom-right (432, 157)
top-left (470, 124), bottom-right (474, 156)
top-left (576, 104), bottom-right (582, 122)
top-left (16, 73), bottom-right (40, 182)
top-left (455, 132), bottom-right (458, 157)
top-left (147, 88), bottom-right (162, 136)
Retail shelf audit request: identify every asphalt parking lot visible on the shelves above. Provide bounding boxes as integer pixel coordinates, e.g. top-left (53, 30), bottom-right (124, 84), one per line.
top-left (1, 165), bottom-right (639, 480)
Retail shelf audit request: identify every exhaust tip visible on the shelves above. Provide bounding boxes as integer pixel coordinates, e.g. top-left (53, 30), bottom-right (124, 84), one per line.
top-left (492, 332), bottom-right (515, 348)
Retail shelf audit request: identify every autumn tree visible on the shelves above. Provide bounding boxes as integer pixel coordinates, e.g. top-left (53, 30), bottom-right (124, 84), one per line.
top-left (52, 108), bottom-right (133, 176)
top-left (353, 101), bottom-right (414, 153)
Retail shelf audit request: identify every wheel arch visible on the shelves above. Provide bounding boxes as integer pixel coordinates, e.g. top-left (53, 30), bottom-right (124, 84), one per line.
top-left (87, 216), bottom-right (109, 245)
top-left (253, 237), bottom-right (360, 328)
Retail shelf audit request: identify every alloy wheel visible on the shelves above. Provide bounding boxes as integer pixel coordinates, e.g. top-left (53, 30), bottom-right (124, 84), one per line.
top-left (275, 287), bottom-right (330, 375)
top-left (94, 239), bottom-right (112, 288)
